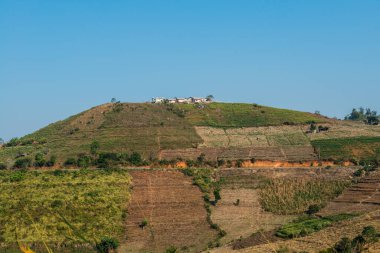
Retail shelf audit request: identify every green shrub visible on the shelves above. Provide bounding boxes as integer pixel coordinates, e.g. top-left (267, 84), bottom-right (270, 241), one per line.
top-left (165, 246), bottom-right (177, 253)
top-left (77, 154), bottom-right (91, 168)
top-left (305, 204), bottom-right (322, 215)
top-left (64, 157), bottom-right (76, 166)
top-left (9, 170), bottom-right (26, 182)
top-left (95, 237), bottom-right (119, 253)
top-left (129, 152), bottom-right (142, 166)
top-left (276, 214), bottom-right (357, 238)
top-left (45, 155), bottom-right (57, 167)
top-left (34, 152), bottom-right (46, 167)
top-left (13, 157), bottom-right (32, 169)
top-left (0, 163), bottom-right (7, 170)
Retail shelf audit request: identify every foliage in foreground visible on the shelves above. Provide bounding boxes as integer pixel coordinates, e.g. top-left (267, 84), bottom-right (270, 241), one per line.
top-left (319, 226), bottom-right (379, 253)
top-left (0, 169), bottom-right (131, 251)
top-left (276, 213), bottom-right (358, 239)
top-left (259, 178), bottom-right (350, 215)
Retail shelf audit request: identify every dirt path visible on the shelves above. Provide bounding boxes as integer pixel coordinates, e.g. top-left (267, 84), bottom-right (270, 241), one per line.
top-left (121, 169), bottom-right (217, 253)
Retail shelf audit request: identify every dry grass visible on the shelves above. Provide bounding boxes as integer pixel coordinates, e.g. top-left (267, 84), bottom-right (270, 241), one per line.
top-left (0, 169), bottom-right (131, 251)
top-left (259, 179), bottom-right (350, 215)
top-left (211, 189), bottom-right (295, 244)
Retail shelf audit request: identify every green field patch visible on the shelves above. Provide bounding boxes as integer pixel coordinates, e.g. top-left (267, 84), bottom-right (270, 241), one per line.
top-left (0, 169), bottom-right (131, 251)
top-left (276, 213), bottom-right (358, 238)
top-left (175, 102), bottom-right (326, 128)
top-left (311, 136), bottom-right (380, 161)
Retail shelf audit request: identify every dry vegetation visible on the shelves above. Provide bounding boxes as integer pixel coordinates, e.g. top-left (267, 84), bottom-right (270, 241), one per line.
top-left (259, 178), bottom-right (350, 215)
top-left (0, 169), bottom-right (131, 252)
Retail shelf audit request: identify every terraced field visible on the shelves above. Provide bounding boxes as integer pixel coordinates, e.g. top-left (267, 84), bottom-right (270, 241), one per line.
top-left (320, 170), bottom-right (380, 215)
top-left (123, 170), bottom-right (217, 253)
top-left (311, 136), bottom-right (380, 161)
top-left (161, 146), bottom-right (318, 162)
top-left (210, 210), bottom-right (380, 253)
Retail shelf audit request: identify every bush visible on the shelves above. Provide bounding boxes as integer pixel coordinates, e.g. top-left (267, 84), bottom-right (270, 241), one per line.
top-left (305, 204), bottom-right (322, 215)
top-left (165, 246), bottom-right (177, 253)
top-left (46, 155), bottom-right (57, 167)
top-left (77, 154), bottom-right (91, 168)
top-left (276, 214), bottom-right (357, 238)
top-left (0, 163), bottom-right (7, 170)
top-left (14, 157), bottom-right (32, 169)
top-left (9, 170), bottom-right (26, 182)
top-left (95, 237), bottom-right (119, 253)
top-left (64, 158), bottom-right (76, 167)
top-left (129, 152), bottom-right (142, 166)
top-left (213, 187), bottom-right (221, 205)
top-left (34, 153), bottom-right (46, 167)
top-left (139, 218), bottom-right (148, 229)
top-left (5, 137), bottom-right (20, 147)
top-left (322, 226), bottom-right (379, 253)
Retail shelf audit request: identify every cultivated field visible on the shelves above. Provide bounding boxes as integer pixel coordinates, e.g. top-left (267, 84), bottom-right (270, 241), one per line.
top-left (210, 210), bottom-right (380, 253)
top-left (211, 189), bottom-right (295, 244)
top-left (123, 170), bottom-right (217, 253)
top-left (0, 169), bottom-right (131, 252)
top-left (320, 170), bottom-right (380, 215)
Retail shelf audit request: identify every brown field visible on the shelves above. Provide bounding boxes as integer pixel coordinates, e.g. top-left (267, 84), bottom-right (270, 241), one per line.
top-left (211, 189), bottom-right (295, 244)
top-left (209, 210), bottom-right (380, 253)
top-left (122, 169), bottom-right (217, 253)
top-left (160, 146), bottom-right (317, 162)
top-left (319, 170), bottom-right (380, 215)
top-left (195, 122), bottom-right (380, 149)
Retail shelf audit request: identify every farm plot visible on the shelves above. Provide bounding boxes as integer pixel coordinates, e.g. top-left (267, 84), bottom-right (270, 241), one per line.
top-left (311, 136), bottom-right (380, 161)
top-left (319, 170), bottom-right (380, 216)
top-left (195, 126), bottom-right (310, 148)
top-left (0, 169), bottom-right (131, 252)
top-left (124, 170), bottom-right (217, 253)
top-left (211, 189), bottom-right (295, 244)
top-left (214, 210), bottom-right (380, 253)
top-left (160, 146), bottom-right (317, 162)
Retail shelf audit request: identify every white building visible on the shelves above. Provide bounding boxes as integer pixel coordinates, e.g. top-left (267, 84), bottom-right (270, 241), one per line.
top-left (190, 97), bottom-right (208, 103)
top-left (152, 97), bottom-right (165, 103)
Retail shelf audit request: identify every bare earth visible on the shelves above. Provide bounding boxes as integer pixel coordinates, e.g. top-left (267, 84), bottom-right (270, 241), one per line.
top-left (121, 169), bottom-right (217, 253)
top-left (211, 189), bottom-right (295, 244)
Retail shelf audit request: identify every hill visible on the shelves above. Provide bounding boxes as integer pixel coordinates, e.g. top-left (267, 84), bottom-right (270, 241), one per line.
top-left (0, 102), bottom-right (331, 166)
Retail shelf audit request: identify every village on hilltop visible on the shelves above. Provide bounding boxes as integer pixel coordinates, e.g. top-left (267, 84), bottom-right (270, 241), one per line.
top-left (151, 95), bottom-right (214, 104)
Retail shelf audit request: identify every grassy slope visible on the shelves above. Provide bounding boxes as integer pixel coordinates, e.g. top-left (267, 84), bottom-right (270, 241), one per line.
top-left (175, 102), bottom-right (327, 127)
top-left (0, 169), bottom-right (131, 251)
top-left (0, 102), bottom-right (327, 164)
top-left (311, 136), bottom-right (380, 161)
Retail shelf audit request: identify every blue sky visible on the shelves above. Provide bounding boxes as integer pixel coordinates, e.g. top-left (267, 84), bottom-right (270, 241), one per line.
top-left (1, 1), bottom-right (379, 141)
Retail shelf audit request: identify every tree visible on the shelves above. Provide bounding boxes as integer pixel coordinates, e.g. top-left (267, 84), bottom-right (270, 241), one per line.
top-left (129, 152), bottom-right (142, 166)
top-left (110, 98), bottom-right (117, 103)
top-left (46, 155), bottom-right (57, 167)
top-left (95, 237), bottom-right (119, 253)
top-left (90, 140), bottom-right (100, 156)
top-left (213, 187), bottom-right (221, 205)
top-left (206, 95), bottom-right (214, 101)
top-left (34, 152), bottom-right (46, 167)
top-left (14, 157), bottom-right (32, 169)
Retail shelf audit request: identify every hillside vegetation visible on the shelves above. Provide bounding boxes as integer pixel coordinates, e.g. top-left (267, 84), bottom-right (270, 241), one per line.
top-left (0, 168), bottom-right (131, 252)
top-left (311, 136), bottom-right (380, 162)
top-left (0, 102), bottom-right (326, 165)
top-left (175, 102), bottom-right (327, 127)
